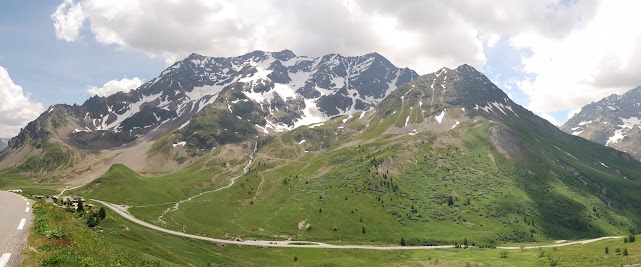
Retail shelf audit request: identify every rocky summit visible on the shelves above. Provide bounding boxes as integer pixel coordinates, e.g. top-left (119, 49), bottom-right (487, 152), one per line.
top-left (562, 86), bottom-right (641, 160)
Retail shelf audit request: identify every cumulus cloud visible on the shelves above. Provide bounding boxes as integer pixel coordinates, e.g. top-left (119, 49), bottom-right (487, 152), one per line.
top-left (50, 0), bottom-right (641, 125)
top-left (0, 67), bottom-right (45, 137)
top-left (49, 0), bottom-right (600, 73)
top-left (48, 0), bottom-right (506, 72)
top-left (87, 77), bottom-right (143, 97)
top-left (509, 1), bottom-right (641, 117)
top-left (51, 0), bottom-right (86, 42)
top-left (537, 112), bottom-right (560, 126)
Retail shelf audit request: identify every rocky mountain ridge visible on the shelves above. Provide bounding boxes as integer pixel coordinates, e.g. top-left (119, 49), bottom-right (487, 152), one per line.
top-left (561, 86), bottom-right (641, 159)
top-left (7, 50), bottom-right (418, 151)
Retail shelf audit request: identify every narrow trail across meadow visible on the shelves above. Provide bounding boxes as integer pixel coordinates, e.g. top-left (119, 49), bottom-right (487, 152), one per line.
top-left (156, 142), bottom-right (258, 224)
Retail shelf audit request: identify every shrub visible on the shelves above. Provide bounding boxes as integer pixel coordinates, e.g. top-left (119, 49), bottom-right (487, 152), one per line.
top-left (46, 227), bottom-right (66, 240)
top-left (98, 207), bottom-right (106, 220)
top-left (86, 216), bottom-right (99, 228)
top-left (499, 251), bottom-right (508, 258)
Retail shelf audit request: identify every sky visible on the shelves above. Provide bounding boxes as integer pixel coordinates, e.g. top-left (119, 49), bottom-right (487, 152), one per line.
top-left (1, 0), bottom-right (641, 137)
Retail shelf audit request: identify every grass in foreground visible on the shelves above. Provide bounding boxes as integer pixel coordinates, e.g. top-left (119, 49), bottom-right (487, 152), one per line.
top-left (22, 199), bottom-right (641, 266)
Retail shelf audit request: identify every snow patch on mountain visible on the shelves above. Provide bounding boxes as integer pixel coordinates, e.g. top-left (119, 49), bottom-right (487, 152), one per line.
top-left (451, 120), bottom-right (460, 129)
top-left (621, 116), bottom-right (641, 129)
top-left (436, 110), bottom-right (445, 124)
top-left (607, 129), bottom-right (626, 145)
top-left (294, 98), bottom-right (329, 129)
top-left (172, 141), bottom-right (186, 147)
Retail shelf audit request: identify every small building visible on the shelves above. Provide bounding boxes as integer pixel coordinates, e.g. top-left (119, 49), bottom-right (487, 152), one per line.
top-left (60, 195), bottom-right (86, 204)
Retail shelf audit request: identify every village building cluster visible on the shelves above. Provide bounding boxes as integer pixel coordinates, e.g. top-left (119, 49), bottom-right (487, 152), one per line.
top-left (33, 194), bottom-right (95, 210)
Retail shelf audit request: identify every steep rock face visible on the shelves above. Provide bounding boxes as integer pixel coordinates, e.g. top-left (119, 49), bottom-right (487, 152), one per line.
top-left (488, 123), bottom-right (523, 160)
top-left (562, 86), bottom-right (641, 159)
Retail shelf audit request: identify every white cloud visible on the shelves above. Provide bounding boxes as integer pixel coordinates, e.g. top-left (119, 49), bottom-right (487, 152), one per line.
top-left (510, 1), bottom-right (641, 116)
top-left (50, 0), bottom-right (511, 73)
top-left (537, 112), bottom-right (560, 126)
top-left (50, 0), bottom-right (641, 125)
top-left (48, 0), bottom-right (604, 75)
top-left (51, 0), bottom-right (86, 42)
top-left (87, 77), bottom-right (143, 97)
top-left (0, 67), bottom-right (45, 137)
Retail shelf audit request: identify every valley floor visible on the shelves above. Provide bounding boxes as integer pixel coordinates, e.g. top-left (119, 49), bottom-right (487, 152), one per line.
top-left (96, 198), bottom-right (626, 251)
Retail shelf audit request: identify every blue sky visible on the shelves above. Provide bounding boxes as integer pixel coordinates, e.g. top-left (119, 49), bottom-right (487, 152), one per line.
top-left (1, 0), bottom-right (641, 137)
top-left (0, 1), bottom-right (164, 106)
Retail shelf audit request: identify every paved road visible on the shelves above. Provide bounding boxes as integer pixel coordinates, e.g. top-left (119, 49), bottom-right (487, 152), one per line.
top-left (0, 191), bottom-right (33, 267)
top-left (94, 199), bottom-right (624, 250)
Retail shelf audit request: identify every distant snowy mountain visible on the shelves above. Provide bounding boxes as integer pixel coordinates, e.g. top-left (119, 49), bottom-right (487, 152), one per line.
top-left (0, 138), bottom-right (9, 150)
top-left (561, 86), bottom-right (641, 159)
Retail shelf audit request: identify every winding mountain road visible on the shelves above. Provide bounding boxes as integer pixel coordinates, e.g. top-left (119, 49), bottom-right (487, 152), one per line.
top-left (0, 191), bottom-right (33, 267)
top-left (93, 199), bottom-right (623, 250)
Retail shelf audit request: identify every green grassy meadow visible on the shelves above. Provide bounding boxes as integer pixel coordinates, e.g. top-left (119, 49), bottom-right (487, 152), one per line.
top-left (22, 199), bottom-right (641, 266)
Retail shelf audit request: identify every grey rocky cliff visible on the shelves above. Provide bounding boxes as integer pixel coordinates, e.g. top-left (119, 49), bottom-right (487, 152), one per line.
top-left (562, 86), bottom-right (641, 159)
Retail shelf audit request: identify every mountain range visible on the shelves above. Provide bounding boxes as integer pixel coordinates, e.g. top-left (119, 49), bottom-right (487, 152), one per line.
top-left (0, 50), bottom-right (416, 179)
top-left (2, 50), bottom-right (641, 245)
top-left (562, 86), bottom-right (641, 160)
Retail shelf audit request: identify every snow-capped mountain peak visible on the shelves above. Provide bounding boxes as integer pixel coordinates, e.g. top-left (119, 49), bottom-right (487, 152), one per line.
top-left (34, 50), bottom-right (418, 149)
top-left (562, 86), bottom-right (641, 159)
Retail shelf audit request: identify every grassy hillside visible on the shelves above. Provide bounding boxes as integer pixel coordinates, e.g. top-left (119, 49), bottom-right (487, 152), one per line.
top-left (74, 142), bottom-right (254, 206)
top-left (0, 168), bottom-right (63, 196)
top-left (23, 201), bottom-right (169, 266)
top-left (74, 110), bottom-right (641, 247)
